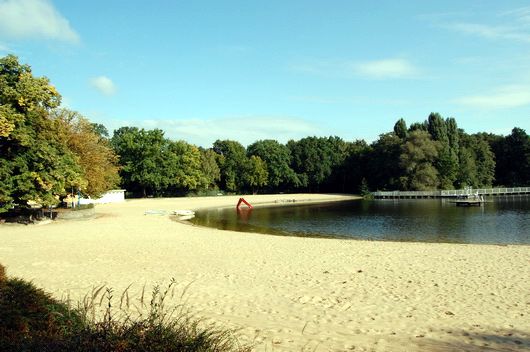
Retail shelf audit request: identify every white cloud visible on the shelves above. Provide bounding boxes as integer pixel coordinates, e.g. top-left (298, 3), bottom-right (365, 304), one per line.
top-left (448, 23), bottom-right (530, 43)
top-left (290, 58), bottom-right (420, 80)
top-left (90, 76), bottom-right (116, 96)
top-left (454, 85), bottom-right (530, 109)
top-left (501, 6), bottom-right (530, 24)
top-left (353, 59), bottom-right (419, 79)
top-left (0, 0), bottom-right (79, 43)
top-left (139, 116), bottom-right (321, 147)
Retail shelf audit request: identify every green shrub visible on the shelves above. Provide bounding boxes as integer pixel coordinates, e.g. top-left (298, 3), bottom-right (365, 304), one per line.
top-left (0, 266), bottom-right (250, 352)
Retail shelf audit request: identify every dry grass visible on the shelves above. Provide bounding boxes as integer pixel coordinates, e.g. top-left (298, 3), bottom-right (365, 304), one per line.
top-left (0, 265), bottom-right (251, 352)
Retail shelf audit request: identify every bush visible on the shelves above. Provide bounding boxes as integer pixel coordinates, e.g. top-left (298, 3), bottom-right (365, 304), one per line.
top-left (0, 266), bottom-right (250, 352)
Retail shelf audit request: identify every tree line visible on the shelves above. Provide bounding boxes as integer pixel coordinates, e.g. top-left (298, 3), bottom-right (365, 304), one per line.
top-left (1, 55), bottom-right (529, 211)
top-left (110, 118), bottom-right (529, 197)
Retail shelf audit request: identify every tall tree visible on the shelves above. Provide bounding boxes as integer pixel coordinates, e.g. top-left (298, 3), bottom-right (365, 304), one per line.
top-left (166, 140), bottom-right (206, 192)
top-left (52, 109), bottom-right (120, 197)
top-left (427, 112), bottom-right (448, 143)
top-left (399, 130), bottom-right (439, 191)
top-left (408, 121), bottom-right (427, 132)
top-left (111, 127), bottom-right (172, 196)
top-left (427, 113), bottom-right (457, 189)
top-left (494, 128), bottom-right (530, 186)
top-left (456, 146), bottom-right (478, 188)
top-left (446, 117), bottom-right (459, 153)
top-left (90, 123), bottom-right (109, 139)
top-left (471, 135), bottom-right (495, 187)
top-left (323, 136), bottom-right (350, 192)
top-left (212, 139), bottom-right (247, 192)
top-left (342, 140), bottom-right (370, 193)
top-left (288, 136), bottom-right (345, 192)
top-left (247, 139), bottom-right (297, 190)
top-left (0, 55), bottom-right (82, 211)
top-left (365, 133), bottom-right (402, 190)
top-left (242, 155), bottom-right (268, 194)
top-left (393, 118), bottom-right (408, 140)
top-left (199, 148), bottom-right (221, 190)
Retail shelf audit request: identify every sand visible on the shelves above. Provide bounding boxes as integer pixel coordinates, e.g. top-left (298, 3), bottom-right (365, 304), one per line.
top-left (1, 194), bottom-right (529, 351)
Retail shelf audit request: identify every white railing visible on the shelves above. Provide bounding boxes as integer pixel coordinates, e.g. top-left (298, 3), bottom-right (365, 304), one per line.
top-left (373, 187), bottom-right (530, 198)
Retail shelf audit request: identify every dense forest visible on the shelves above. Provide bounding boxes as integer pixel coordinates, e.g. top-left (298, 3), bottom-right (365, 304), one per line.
top-left (111, 121), bottom-right (529, 197)
top-left (1, 55), bottom-right (529, 211)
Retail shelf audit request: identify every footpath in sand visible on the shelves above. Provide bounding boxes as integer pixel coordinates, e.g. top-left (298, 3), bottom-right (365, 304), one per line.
top-left (1, 194), bottom-right (529, 351)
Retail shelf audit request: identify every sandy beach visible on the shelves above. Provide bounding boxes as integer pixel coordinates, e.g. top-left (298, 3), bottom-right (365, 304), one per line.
top-left (1, 194), bottom-right (529, 351)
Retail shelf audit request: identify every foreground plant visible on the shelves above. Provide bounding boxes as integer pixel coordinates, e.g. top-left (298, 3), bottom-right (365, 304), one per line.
top-left (0, 264), bottom-right (250, 352)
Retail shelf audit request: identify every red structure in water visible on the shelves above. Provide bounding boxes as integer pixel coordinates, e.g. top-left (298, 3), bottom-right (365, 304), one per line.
top-left (236, 198), bottom-right (253, 209)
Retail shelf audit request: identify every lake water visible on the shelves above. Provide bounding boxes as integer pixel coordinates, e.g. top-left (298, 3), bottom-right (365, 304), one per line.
top-left (190, 196), bottom-right (530, 244)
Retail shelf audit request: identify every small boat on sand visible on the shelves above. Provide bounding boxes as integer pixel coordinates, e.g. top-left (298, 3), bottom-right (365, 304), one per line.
top-left (172, 210), bottom-right (195, 216)
top-left (172, 210), bottom-right (196, 220)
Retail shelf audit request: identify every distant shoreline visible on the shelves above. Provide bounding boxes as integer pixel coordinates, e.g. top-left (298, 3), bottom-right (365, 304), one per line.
top-left (188, 193), bottom-right (362, 211)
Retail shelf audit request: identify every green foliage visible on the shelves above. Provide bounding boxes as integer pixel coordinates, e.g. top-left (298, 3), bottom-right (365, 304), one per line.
top-left (199, 148), bottom-right (221, 190)
top-left (53, 109), bottom-right (120, 197)
top-left (408, 121), bottom-right (427, 132)
top-left (0, 265), bottom-right (249, 352)
top-left (344, 140), bottom-right (370, 194)
top-left (247, 139), bottom-right (297, 189)
top-left (111, 128), bottom-right (212, 196)
top-left (287, 136), bottom-right (348, 192)
top-left (427, 112), bottom-right (448, 143)
top-left (425, 113), bottom-right (459, 189)
top-left (111, 127), bottom-right (171, 196)
top-left (0, 55), bottom-right (82, 212)
top-left (366, 133), bottom-right (403, 190)
top-left (393, 118), bottom-right (408, 139)
top-left (243, 155), bottom-right (268, 193)
top-left (167, 140), bottom-right (207, 191)
top-left (493, 128), bottom-right (530, 186)
top-left (470, 135), bottom-right (496, 187)
top-left (436, 145), bottom-right (458, 189)
top-left (213, 140), bottom-right (247, 192)
top-left (399, 130), bottom-right (439, 190)
top-left (446, 117), bottom-right (459, 152)
top-left (456, 146), bottom-right (478, 188)
top-left (90, 122), bottom-right (109, 139)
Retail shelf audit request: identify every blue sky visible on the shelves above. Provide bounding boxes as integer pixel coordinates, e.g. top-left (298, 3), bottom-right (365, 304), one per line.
top-left (1, 0), bottom-right (529, 146)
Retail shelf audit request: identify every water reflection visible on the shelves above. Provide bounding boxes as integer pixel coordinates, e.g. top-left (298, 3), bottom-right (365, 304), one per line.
top-left (236, 207), bottom-right (253, 223)
top-left (190, 196), bottom-right (530, 244)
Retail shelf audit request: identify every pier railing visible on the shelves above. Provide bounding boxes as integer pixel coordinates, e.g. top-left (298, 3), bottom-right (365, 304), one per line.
top-left (373, 187), bottom-right (530, 199)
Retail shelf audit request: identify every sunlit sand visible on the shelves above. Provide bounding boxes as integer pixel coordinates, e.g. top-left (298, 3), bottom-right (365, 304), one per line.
top-left (1, 194), bottom-right (529, 351)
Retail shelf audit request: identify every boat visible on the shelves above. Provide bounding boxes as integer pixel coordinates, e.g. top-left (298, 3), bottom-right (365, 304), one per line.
top-left (452, 194), bottom-right (485, 207)
top-left (172, 210), bottom-right (195, 216)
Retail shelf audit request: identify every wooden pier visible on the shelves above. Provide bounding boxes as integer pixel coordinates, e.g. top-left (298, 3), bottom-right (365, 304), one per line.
top-left (373, 187), bottom-right (530, 199)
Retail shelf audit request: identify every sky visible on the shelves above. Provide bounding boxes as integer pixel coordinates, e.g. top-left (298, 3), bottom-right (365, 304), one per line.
top-left (1, 0), bottom-right (529, 147)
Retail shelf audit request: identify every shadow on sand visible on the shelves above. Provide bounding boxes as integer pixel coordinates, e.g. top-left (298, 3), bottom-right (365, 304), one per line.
top-left (410, 329), bottom-right (529, 352)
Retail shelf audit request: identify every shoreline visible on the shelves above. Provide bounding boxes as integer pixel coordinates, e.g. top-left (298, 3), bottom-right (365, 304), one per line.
top-left (185, 193), bottom-right (362, 211)
top-left (179, 194), bottom-right (530, 248)
top-left (1, 194), bottom-right (529, 351)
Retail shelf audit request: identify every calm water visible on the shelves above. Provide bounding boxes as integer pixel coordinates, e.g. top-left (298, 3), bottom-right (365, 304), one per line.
top-left (190, 196), bottom-right (530, 244)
